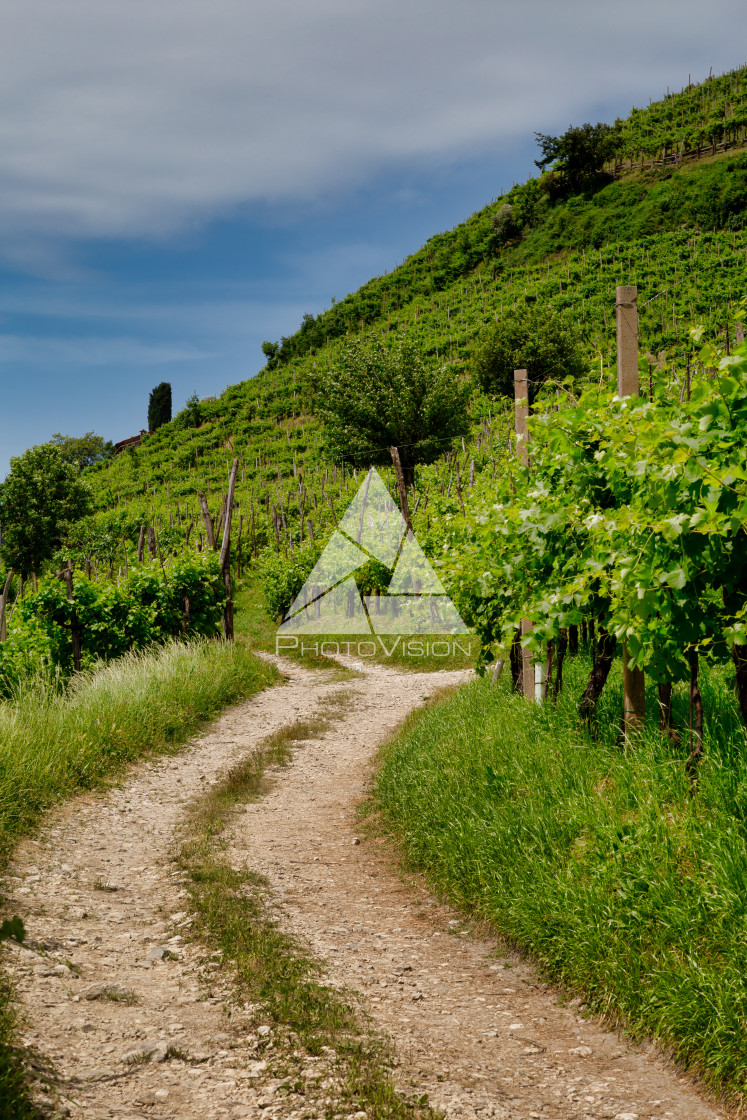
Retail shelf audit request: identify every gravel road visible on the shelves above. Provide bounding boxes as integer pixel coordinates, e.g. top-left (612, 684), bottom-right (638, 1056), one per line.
top-left (0, 656), bottom-right (723, 1120)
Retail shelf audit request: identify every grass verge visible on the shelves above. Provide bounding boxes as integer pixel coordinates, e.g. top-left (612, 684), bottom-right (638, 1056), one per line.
top-left (371, 653), bottom-right (747, 1106)
top-left (178, 709), bottom-right (440, 1120)
top-left (0, 637), bottom-right (278, 1119)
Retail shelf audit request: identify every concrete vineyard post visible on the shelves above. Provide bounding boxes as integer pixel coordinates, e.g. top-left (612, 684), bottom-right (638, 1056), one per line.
top-left (616, 285), bottom-right (646, 735)
top-left (534, 659), bottom-right (547, 704)
top-left (514, 369), bottom-right (529, 465)
top-left (520, 619), bottom-right (534, 700)
top-left (514, 368), bottom-right (535, 700)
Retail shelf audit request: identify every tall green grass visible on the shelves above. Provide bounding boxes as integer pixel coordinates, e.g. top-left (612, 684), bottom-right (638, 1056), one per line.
top-left (0, 638), bottom-right (278, 1118)
top-left (373, 655), bottom-right (747, 1101)
top-left (0, 640), bottom-right (278, 864)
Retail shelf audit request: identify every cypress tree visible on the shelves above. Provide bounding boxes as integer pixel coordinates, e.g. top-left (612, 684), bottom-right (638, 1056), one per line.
top-left (148, 382), bottom-right (172, 431)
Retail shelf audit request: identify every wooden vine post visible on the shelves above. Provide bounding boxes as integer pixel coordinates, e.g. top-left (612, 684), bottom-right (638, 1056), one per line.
top-left (514, 368), bottom-right (536, 700)
top-left (219, 458), bottom-right (239, 641)
top-left (390, 447), bottom-right (412, 530)
top-left (616, 285), bottom-right (646, 736)
top-left (198, 490), bottom-right (217, 549)
top-left (62, 562), bottom-right (82, 673)
top-left (0, 570), bottom-right (13, 642)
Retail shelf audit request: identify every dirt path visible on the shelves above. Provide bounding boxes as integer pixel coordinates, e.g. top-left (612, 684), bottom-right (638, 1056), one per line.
top-left (1, 658), bottom-right (724, 1120)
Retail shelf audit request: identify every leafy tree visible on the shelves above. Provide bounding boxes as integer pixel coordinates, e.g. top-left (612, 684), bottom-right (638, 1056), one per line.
top-left (0, 444), bottom-right (92, 576)
top-left (490, 204), bottom-right (520, 249)
top-left (316, 339), bottom-right (471, 487)
top-left (176, 392), bottom-right (202, 430)
top-left (147, 382), bottom-right (172, 431)
top-left (473, 306), bottom-right (587, 400)
top-left (534, 121), bottom-right (621, 192)
top-left (261, 340), bottom-right (280, 369)
top-left (50, 431), bottom-right (114, 470)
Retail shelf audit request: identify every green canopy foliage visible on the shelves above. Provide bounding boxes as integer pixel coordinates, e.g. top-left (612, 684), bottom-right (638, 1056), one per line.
top-left (315, 339), bottom-right (471, 486)
top-left (438, 330), bottom-right (747, 701)
top-left (473, 306), bottom-right (587, 400)
top-left (50, 431), bottom-right (114, 470)
top-left (0, 444), bottom-right (92, 576)
top-left (148, 382), bottom-right (172, 432)
top-left (0, 552), bottom-right (226, 693)
top-left (489, 204), bottom-right (520, 250)
top-left (175, 391), bottom-right (202, 430)
top-left (534, 122), bottom-right (621, 192)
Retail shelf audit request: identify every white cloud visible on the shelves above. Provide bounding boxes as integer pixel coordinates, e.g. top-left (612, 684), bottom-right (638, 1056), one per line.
top-left (0, 0), bottom-right (744, 246)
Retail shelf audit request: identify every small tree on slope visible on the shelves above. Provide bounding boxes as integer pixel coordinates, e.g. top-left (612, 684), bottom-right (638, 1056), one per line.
top-left (315, 339), bottom-right (471, 489)
top-left (0, 444), bottom-right (92, 577)
top-left (534, 121), bottom-right (621, 192)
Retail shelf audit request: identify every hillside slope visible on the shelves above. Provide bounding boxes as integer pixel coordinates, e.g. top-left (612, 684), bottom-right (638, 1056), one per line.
top-left (83, 65), bottom-right (747, 585)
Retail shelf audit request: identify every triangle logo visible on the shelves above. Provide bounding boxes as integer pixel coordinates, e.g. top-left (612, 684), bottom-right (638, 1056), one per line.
top-left (337, 468), bottom-right (406, 567)
top-left (279, 468), bottom-right (469, 635)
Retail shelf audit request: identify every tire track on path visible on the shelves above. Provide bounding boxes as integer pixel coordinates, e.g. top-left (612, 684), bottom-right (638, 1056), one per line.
top-left (1, 657), bottom-right (724, 1120)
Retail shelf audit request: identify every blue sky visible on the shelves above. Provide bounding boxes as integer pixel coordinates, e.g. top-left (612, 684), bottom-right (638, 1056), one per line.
top-left (1, 0), bottom-right (745, 476)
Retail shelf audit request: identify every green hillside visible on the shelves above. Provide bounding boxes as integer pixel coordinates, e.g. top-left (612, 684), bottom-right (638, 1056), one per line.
top-left (83, 65), bottom-right (747, 585)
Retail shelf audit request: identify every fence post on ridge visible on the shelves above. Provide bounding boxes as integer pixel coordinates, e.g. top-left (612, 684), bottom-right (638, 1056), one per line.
top-left (616, 285), bottom-right (646, 736)
top-left (514, 368), bottom-right (535, 700)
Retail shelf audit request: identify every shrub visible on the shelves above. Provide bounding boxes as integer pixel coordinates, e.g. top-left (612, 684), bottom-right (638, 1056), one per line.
top-left (489, 204), bottom-right (519, 249)
top-left (0, 553), bottom-right (225, 695)
top-left (259, 542), bottom-right (321, 621)
top-left (473, 305), bottom-right (587, 400)
top-left (0, 444), bottom-right (92, 577)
